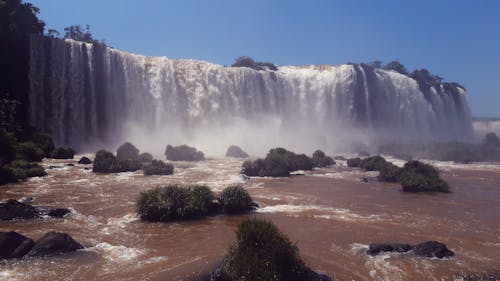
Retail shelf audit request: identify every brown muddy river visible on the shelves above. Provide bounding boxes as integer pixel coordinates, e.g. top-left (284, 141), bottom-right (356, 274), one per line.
top-left (0, 156), bottom-right (499, 281)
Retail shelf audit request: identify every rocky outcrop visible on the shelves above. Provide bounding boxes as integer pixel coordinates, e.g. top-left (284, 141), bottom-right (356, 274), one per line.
top-left (367, 241), bottom-right (454, 259)
top-left (0, 199), bottom-right (38, 220)
top-left (0, 231), bottom-right (34, 259)
top-left (26, 231), bottom-right (83, 257)
top-left (0, 199), bottom-right (71, 220)
top-left (77, 156), bottom-right (92, 164)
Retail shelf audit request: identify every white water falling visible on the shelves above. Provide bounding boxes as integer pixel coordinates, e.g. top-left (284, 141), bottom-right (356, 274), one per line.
top-left (28, 36), bottom-right (472, 156)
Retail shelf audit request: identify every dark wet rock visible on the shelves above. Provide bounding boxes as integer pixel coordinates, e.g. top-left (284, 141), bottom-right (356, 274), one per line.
top-left (84, 167), bottom-right (91, 170)
top-left (78, 157), bottom-right (92, 164)
top-left (412, 241), bottom-right (454, 258)
top-left (304, 268), bottom-right (333, 281)
top-left (48, 165), bottom-right (62, 169)
top-left (26, 231), bottom-right (83, 257)
top-left (0, 199), bottom-right (38, 220)
top-left (51, 147), bottom-right (76, 159)
top-left (0, 231), bottom-right (34, 259)
top-left (367, 241), bottom-right (454, 259)
top-left (367, 243), bottom-right (412, 256)
top-left (455, 271), bottom-right (500, 281)
top-left (48, 208), bottom-right (71, 218)
top-left (359, 177), bottom-right (369, 183)
top-left (67, 163), bottom-right (75, 167)
top-left (225, 145), bottom-right (249, 158)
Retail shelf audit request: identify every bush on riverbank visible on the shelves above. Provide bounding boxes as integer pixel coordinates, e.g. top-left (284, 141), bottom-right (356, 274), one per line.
top-left (138, 152), bottom-right (153, 163)
top-left (218, 185), bottom-right (254, 214)
top-left (92, 150), bottom-right (142, 173)
top-left (165, 144), bottom-right (205, 161)
top-left (143, 160), bottom-right (174, 175)
top-left (211, 219), bottom-right (332, 281)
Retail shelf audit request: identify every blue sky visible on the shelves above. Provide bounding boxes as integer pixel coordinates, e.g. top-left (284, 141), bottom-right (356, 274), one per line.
top-left (31, 0), bottom-right (500, 117)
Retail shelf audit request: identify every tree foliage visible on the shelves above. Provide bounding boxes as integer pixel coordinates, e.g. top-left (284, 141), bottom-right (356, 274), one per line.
top-left (63, 24), bottom-right (101, 44)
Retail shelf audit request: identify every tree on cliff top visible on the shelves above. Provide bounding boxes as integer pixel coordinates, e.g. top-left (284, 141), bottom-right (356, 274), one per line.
top-left (0, 0), bottom-right (45, 35)
top-left (63, 24), bottom-right (101, 44)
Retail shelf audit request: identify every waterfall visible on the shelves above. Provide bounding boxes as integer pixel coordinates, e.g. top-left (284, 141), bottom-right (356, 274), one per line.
top-left (28, 36), bottom-right (473, 154)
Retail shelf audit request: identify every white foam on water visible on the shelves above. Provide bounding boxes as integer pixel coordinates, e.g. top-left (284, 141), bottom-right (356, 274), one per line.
top-left (367, 254), bottom-right (407, 281)
top-left (257, 204), bottom-right (383, 222)
top-left (89, 242), bottom-right (145, 262)
top-left (0, 268), bottom-right (29, 281)
top-left (101, 213), bottom-right (138, 234)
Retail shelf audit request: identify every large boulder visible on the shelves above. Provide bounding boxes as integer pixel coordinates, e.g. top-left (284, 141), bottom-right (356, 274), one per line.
top-left (366, 241), bottom-right (454, 259)
top-left (26, 231), bottom-right (83, 257)
top-left (0, 231), bottom-right (34, 259)
top-left (164, 145), bottom-right (205, 161)
top-left (93, 150), bottom-right (142, 173)
top-left (367, 243), bottom-right (412, 256)
top-left (116, 142), bottom-right (139, 160)
top-left (225, 145), bottom-right (249, 158)
top-left (412, 241), bottom-right (454, 258)
top-left (0, 199), bottom-right (38, 220)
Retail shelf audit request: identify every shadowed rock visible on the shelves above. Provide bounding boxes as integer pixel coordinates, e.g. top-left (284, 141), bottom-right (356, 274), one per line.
top-left (47, 208), bottom-right (71, 218)
top-left (412, 241), bottom-right (454, 258)
top-left (0, 232), bottom-right (34, 259)
top-left (0, 199), bottom-right (38, 220)
top-left (77, 157), bottom-right (92, 164)
top-left (367, 243), bottom-right (412, 256)
top-left (26, 231), bottom-right (83, 257)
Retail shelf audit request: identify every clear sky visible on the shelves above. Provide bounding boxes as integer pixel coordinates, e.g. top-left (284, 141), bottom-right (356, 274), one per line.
top-left (30, 0), bottom-right (500, 117)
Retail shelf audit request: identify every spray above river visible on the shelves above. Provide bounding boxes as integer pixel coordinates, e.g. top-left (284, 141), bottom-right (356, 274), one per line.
top-left (28, 36), bottom-right (472, 154)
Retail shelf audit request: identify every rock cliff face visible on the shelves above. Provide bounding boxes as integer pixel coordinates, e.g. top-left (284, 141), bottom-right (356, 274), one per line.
top-left (28, 36), bottom-right (472, 151)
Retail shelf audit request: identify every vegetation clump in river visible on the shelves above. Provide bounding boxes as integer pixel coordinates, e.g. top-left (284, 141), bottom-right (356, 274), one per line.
top-left (165, 144), bottom-right (205, 161)
top-left (143, 160), bottom-right (173, 176)
top-left (210, 219), bottom-right (332, 281)
top-left (92, 150), bottom-right (142, 173)
top-left (347, 155), bottom-right (450, 192)
top-left (217, 185), bottom-right (255, 214)
top-left (225, 145), bottom-right (249, 158)
top-left (137, 185), bottom-right (256, 222)
top-left (242, 148), bottom-right (334, 177)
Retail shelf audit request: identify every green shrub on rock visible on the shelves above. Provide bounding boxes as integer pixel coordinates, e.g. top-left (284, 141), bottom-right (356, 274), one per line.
top-left (218, 185), bottom-right (254, 214)
top-left (399, 161), bottom-right (449, 192)
top-left (136, 185), bottom-right (214, 222)
top-left (241, 148), bottom-right (315, 177)
top-left (5, 160), bottom-right (46, 180)
top-left (213, 219), bottom-right (331, 281)
top-left (311, 150), bottom-right (335, 167)
top-left (30, 132), bottom-right (55, 157)
top-left (139, 152), bottom-right (153, 163)
top-left (143, 160), bottom-right (174, 175)
top-left (225, 145), bottom-right (249, 158)
top-left (347, 157), bottom-right (361, 167)
top-left (51, 147), bottom-right (76, 159)
top-left (359, 155), bottom-right (388, 171)
top-left (92, 150), bottom-right (142, 173)
top-left (116, 142), bottom-right (139, 160)
top-left (378, 163), bottom-right (402, 182)
top-left (15, 142), bottom-right (44, 162)
top-left (165, 145), bottom-right (205, 161)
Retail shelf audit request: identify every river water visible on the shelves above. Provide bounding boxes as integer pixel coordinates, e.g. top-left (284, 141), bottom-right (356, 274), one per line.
top-left (0, 156), bottom-right (499, 281)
